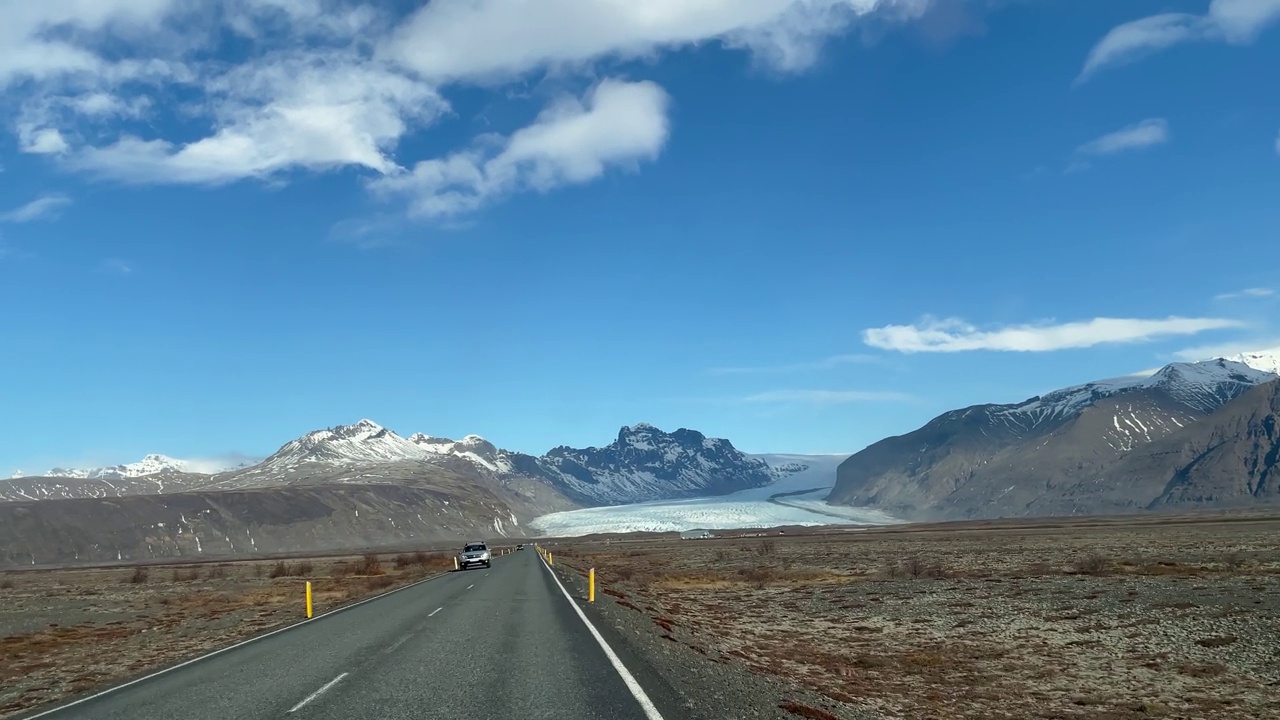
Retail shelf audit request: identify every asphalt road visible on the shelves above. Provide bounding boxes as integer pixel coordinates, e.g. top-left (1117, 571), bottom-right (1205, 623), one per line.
top-left (23, 549), bottom-right (668, 720)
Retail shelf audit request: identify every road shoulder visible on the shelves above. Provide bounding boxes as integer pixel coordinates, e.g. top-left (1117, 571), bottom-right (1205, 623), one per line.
top-left (544, 558), bottom-right (878, 720)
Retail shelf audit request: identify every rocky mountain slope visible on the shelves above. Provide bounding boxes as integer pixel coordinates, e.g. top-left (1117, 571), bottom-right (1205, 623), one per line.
top-left (5, 420), bottom-right (774, 507)
top-left (0, 420), bottom-right (783, 566)
top-left (0, 473), bottom-right (536, 569)
top-left (827, 356), bottom-right (1279, 520)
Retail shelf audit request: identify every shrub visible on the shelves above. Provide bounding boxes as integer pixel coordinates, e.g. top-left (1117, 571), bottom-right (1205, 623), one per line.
top-left (363, 575), bottom-right (395, 591)
top-left (128, 567), bottom-right (149, 584)
top-left (1072, 553), bottom-right (1109, 575)
top-left (353, 554), bottom-right (383, 576)
top-left (0, 577), bottom-right (14, 590)
top-left (172, 568), bottom-right (200, 582)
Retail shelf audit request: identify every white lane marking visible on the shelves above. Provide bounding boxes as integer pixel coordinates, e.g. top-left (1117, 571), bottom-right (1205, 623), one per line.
top-left (540, 556), bottom-right (666, 720)
top-left (21, 570), bottom-right (451, 719)
top-left (288, 672), bottom-right (348, 713)
top-left (428, 607), bottom-right (442, 617)
top-left (467, 584), bottom-right (474, 590)
top-left (385, 635), bottom-right (412, 654)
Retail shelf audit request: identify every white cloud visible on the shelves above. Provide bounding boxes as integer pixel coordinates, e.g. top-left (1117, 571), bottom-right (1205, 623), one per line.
top-left (19, 127), bottom-right (70, 155)
top-left (0, 194), bottom-right (72, 223)
top-left (1, 0), bottom-right (950, 214)
top-left (708, 354), bottom-right (882, 375)
top-left (382, 0), bottom-right (933, 82)
top-left (1215, 287), bottom-right (1274, 301)
top-left (370, 78), bottom-right (670, 217)
top-left (1079, 0), bottom-right (1280, 82)
top-left (863, 315), bottom-right (1243, 353)
top-left (0, 0), bottom-right (180, 87)
top-left (743, 389), bottom-right (914, 404)
top-left (70, 53), bottom-right (444, 184)
top-left (1076, 118), bottom-right (1170, 156)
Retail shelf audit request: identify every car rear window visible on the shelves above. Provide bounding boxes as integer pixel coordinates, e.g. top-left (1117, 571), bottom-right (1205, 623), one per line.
top-left (464, 544), bottom-right (486, 552)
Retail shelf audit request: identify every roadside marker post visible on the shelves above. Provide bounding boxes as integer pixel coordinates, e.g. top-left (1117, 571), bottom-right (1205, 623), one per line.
top-left (453, 556), bottom-right (459, 571)
top-left (589, 568), bottom-right (595, 603)
top-left (305, 581), bottom-right (313, 619)
top-left (549, 552), bottom-right (554, 566)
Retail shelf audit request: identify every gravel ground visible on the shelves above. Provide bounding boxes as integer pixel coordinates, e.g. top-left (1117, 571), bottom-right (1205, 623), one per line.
top-left (548, 556), bottom-right (881, 720)
top-left (546, 515), bottom-right (1280, 720)
top-left (0, 552), bottom-right (455, 718)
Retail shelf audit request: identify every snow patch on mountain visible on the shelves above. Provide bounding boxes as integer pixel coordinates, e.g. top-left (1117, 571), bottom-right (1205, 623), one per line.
top-left (1227, 350), bottom-right (1280, 376)
top-left (997, 358), bottom-right (1276, 430)
top-left (529, 424), bottom-right (776, 505)
top-left (23, 454), bottom-right (251, 481)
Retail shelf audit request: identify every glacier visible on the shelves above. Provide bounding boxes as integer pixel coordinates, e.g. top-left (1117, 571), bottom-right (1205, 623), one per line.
top-left (529, 452), bottom-right (904, 536)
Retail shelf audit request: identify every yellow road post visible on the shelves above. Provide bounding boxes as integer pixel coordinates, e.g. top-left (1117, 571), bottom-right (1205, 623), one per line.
top-left (305, 581), bottom-right (313, 619)
top-left (589, 568), bottom-right (595, 603)
top-left (453, 555), bottom-right (460, 571)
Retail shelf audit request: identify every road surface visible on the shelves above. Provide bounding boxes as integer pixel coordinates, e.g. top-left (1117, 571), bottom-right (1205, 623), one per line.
top-left (22, 549), bottom-right (670, 720)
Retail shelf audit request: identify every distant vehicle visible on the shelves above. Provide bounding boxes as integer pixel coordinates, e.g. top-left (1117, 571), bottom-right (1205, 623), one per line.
top-left (680, 529), bottom-right (713, 540)
top-left (516, 543), bottom-right (525, 551)
top-left (458, 541), bottom-right (491, 570)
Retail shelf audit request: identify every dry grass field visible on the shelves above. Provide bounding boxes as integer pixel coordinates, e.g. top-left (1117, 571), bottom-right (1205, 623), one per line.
top-left (550, 516), bottom-right (1280, 720)
top-left (0, 550), bottom-right (460, 718)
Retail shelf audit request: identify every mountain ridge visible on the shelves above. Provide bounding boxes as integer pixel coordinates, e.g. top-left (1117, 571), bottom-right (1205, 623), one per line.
top-left (827, 355), bottom-right (1280, 520)
top-left (3, 421), bottom-right (778, 508)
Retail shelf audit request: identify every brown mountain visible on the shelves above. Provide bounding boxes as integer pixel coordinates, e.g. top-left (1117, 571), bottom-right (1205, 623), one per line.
top-left (0, 463), bottom-right (571, 569)
top-left (826, 359), bottom-right (1279, 521)
top-left (1119, 379), bottom-right (1280, 509)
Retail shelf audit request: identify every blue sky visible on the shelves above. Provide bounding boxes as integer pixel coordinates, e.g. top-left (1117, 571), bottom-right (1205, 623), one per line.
top-left (2, 0), bottom-right (1279, 474)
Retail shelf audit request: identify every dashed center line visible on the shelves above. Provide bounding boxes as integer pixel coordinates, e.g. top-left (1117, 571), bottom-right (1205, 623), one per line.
top-left (428, 607), bottom-right (442, 617)
top-left (467, 584), bottom-right (474, 590)
top-left (385, 635), bottom-right (412, 654)
top-left (288, 672), bottom-right (348, 713)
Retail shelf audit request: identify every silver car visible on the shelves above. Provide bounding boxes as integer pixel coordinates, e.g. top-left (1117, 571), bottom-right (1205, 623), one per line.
top-left (458, 541), bottom-right (491, 570)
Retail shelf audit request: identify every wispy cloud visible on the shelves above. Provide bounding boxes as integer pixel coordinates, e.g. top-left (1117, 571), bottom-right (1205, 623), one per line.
top-left (98, 258), bottom-right (134, 275)
top-left (0, 194), bottom-right (71, 223)
top-left (743, 389), bottom-right (914, 404)
top-left (1214, 287), bottom-right (1274, 301)
top-left (2, 1), bottom-right (957, 218)
top-left (863, 315), bottom-right (1243, 353)
top-left (1076, 118), bottom-right (1170, 156)
top-left (707, 353), bottom-right (882, 376)
top-left (1078, 2), bottom-right (1280, 82)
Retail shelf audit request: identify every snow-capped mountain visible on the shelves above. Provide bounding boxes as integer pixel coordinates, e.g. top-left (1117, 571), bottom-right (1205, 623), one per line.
top-left (993, 358), bottom-right (1277, 430)
top-left (20, 454), bottom-right (249, 480)
top-left (827, 355), bottom-right (1280, 520)
top-left (525, 423), bottom-right (776, 505)
top-left (159, 419), bottom-right (775, 507)
top-left (1226, 349), bottom-right (1280, 376)
top-left (410, 433), bottom-right (515, 474)
top-left (258, 419), bottom-right (424, 467)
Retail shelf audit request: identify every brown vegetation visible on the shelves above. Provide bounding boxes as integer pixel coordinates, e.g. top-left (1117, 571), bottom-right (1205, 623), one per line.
top-left (0, 550), bottom-right (455, 718)
top-left (552, 514), bottom-right (1280, 720)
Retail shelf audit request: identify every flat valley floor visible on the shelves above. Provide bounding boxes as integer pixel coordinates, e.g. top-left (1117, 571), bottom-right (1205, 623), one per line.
top-left (3, 516), bottom-right (1278, 720)
top-left (549, 514), bottom-right (1280, 720)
